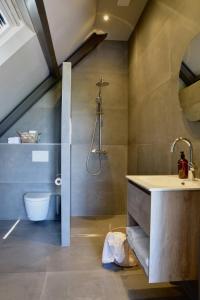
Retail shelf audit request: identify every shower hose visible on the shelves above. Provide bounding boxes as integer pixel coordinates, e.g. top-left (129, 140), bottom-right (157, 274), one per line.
top-left (86, 115), bottom-right (102, 176)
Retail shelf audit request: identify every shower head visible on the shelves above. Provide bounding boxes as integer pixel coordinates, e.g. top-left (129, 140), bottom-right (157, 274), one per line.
top-left (96, 78), bottom-right (109, 87)
top-left (96, 81), bottom-right (109, 87)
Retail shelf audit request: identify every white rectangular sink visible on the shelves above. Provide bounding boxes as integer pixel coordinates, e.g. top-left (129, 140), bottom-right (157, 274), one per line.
top-left (126, 175), bottom-right (200, 191)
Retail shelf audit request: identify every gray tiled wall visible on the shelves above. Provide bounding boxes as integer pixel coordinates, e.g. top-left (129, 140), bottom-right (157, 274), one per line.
top-left (71, 41), bottom-right (128, 216)
top-left (0, 84), bottom-right (61, 220)
top-left (0, 83), bottom-right (61, 144)
top-left (0, 144), bottom-right (61, 220)
top-left (0, 41), bottom-right (128, 219)
top-left (0, 183), bottom-right (58, 220)
top-left (128, 0), bottom-right (200, 176)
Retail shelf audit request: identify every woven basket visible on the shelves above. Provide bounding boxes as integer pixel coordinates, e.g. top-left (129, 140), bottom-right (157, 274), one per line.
top-left (17, 131), bottom-right (40, 143)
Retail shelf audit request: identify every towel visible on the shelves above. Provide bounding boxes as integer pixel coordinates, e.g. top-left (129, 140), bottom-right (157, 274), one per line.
top-left (8, 137), bottom-right (21, 144)
top-left (126, 226), bottom-right (149, 273)
top-left (102, 231), bottom-right (126, 264)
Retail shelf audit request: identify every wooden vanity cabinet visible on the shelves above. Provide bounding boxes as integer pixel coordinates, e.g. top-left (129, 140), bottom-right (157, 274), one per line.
top-left (127, 180), bottom-right (200, 283)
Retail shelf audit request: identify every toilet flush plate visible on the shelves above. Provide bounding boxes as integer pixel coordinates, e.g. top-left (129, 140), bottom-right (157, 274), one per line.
top-left (32, 151), bottom-right (49, 162)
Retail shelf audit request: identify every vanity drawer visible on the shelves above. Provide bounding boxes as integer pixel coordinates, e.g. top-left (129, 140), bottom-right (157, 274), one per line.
top-left (128, 182), bottom-right (151, 235)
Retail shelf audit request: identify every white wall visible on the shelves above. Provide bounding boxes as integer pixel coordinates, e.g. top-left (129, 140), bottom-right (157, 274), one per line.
top-left (0, 34), bottom-right (49, 121)
top-left (44, 0), bottom-right (97, 65)
top-left (0, 0), bottom-right (97, 122)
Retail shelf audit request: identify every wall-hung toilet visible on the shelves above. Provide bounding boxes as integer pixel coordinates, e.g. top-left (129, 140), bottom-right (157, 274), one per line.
top-left (24, 193), bottom-right (50, 221)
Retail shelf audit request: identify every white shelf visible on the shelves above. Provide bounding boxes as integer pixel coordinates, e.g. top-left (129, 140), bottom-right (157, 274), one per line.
top-left (127, 226), bottom-right (149, 276)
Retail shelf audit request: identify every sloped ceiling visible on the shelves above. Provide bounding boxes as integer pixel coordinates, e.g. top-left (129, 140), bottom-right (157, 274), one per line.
top-left (0, 34), bottom-right (49, 121)
top-left (0, 1), bottom-right (98, 121)
top-left (43, 0), bottom-right (97, 65)
top-left (95, 0), bottom-right (148, 41)
top-left (44, 0), bottom-right (148, 63)
top-left (0, 0), bottom-right (148, 123)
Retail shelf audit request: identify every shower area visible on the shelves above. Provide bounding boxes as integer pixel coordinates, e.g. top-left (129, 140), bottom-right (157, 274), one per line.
top-left (0, 40), bottom-right (128, 249)
top-left (71, 40), bottom-right (128, 216)
top-left (86, 77), bottom-right (109, 176)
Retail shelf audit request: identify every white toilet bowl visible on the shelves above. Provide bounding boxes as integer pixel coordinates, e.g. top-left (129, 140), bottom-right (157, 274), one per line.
top-left (24, 193), bottom-right (50, 221)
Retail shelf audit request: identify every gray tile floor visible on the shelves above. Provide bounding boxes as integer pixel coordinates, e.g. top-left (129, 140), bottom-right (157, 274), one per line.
top-left (0, 216), bottom-right (190, 300)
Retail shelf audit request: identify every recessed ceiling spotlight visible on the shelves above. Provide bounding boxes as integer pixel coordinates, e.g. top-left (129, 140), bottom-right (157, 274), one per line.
top-left (103, 14), bottom-right (110, 22)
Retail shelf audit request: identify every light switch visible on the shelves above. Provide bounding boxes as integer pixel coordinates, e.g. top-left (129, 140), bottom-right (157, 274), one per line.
top-left (32, 151), bottom-right (49, 162)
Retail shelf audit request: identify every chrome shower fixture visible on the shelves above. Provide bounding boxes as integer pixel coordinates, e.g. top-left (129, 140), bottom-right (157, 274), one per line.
top-left (86, 77), bottom-right (109, 176)
top-left (96, 79), bottom-right (109, 87)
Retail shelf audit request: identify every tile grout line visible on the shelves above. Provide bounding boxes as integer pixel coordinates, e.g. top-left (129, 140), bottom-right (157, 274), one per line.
top-left (39, 272), bottom-right (48, 300)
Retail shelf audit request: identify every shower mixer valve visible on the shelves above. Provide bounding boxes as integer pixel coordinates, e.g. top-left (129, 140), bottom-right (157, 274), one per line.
top-left (91, 149), bottom-right (107, 155)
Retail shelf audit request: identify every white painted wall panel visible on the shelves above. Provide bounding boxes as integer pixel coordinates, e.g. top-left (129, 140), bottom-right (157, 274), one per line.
top-left (0, 35), bottom-right (49, 121)
top-left (44, 0), bottom-right (97, 65)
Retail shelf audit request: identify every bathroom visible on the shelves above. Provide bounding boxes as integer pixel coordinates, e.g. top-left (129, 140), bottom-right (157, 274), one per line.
top-left (0, 0), bottom-right (199, 299)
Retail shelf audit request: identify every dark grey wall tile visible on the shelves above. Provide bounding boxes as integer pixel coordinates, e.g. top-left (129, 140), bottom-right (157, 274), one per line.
top-left (0, 83), bottom-right (61, 143)
top-left (0, 144), bottom-right (60, 183)
top-left (71, 145), bottom-right (127, 216)
top-left (128, 1), bottom-right (200, 177)
top-left (71, 41), bottom-right (128, 216)
top-left (0, 183), bottom-right (59, 220)
top-left (0, 83), bottom-right (61, 220)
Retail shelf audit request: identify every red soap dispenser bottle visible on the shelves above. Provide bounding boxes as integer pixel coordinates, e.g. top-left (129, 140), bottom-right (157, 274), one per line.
top-left (178, 151), bottom-right (188, 179)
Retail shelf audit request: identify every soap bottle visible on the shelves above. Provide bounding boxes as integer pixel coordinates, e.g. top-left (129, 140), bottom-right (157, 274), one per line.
top-left (178, 151), bottom-right (188, 179)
